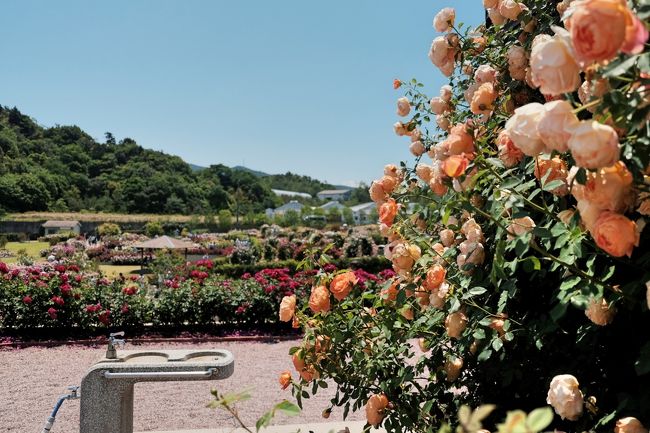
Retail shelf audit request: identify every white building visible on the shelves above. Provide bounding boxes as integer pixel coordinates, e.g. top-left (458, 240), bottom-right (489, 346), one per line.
top-left (320, 201), bottom-right (346, 212)
top-left (265, 200), bottom-right (304, 219)
top-left (317, 189), bottom-right (351, 201)
top-left (271, 189), bottom-right (312, 199)
top-left (350, 202), bottom-right (376, 225)
top-left (42, 220), bottom-right (82, 236)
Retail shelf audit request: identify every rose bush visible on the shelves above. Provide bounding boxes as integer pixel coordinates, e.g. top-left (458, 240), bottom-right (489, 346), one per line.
top-left (283, 1), bottom-right (650, 432)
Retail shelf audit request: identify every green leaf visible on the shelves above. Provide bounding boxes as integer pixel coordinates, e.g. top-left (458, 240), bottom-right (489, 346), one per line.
top-left (274, 400), bottom-right (301, 417)
top-left (542, 179), bottom-right (565, 192)
top-left (559, 276), bottom-right (581, 291)
top-left (603, 55), bottom-right (639, 77)
top-left (255, 411), bottom-right (273, 432)
top-left (526, 407), bottom-right (554, 432)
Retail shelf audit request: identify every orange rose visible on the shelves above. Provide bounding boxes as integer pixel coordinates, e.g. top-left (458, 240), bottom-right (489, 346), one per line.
top-left (444, 356), bottom-right (464, 382)
top-left (369, 180), bottom-right (387, 204)
top-left (393, 79), bottom-right (401, 89)
top-left (580, 162), bottom-right (634, 213)
top-left (365, 394), bottom-right (389, 427)
top-left (379, 199), bottom-right (398, 226)
top-left (442, 154), bottom-right (469, 178)
top-left (309, 285), bottom-right (331, 313)
top-left (566, 0), bottom-right (632, 64)
top-left (446, 123), bottom-right (475, 155)
top-left (615, 417), bottom-right (648, 433)
top-left (424, 264), bottom-right (446, 290)
top-left (381, 279), bottom-right (400, 303)
top-left (470, 82), bottom-right (497, 115)
top-left (585, 297), bottom-right (616, 326)
top-left (279, 295), bottom-right (296, 322)
top-left (534, 155), bottom-right (569, 196)
top-left (507, 216), bottom-right (536, 240)
top-left (329, 271), bottom-right (358, 301)
top-left (591, 212), bottom-right (639, 257)
top-left (568, 121), bottom-right (620, 169)
top-left (496, 130), bottom-right (525, 168)
top-left (292, 352), bottom-right (314, 382)
top-left (279, 371), bottom-right (292, 389)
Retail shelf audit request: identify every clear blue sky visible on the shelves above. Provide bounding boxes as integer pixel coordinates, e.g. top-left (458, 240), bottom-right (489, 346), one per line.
top-left (0, 1), bottom-right (484, 186)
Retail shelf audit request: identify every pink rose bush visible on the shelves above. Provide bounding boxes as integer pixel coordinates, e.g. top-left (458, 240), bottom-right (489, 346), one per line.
top-left (284, 2), bottom-right (650, 432)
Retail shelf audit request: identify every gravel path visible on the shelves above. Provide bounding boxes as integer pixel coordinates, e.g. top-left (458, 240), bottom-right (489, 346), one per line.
top-left (0, 339), bottom-right (364, 433)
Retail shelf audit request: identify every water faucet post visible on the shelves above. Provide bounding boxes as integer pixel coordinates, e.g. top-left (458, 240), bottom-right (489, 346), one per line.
top-left (106, 332), bottom-right (125, 359)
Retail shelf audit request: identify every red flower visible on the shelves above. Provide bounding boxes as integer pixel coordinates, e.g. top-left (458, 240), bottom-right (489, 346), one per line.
top-left (60, 283), bottom-right (72, 296)
top-left (55, 265), bottom-right (66, 273)
top-left (393, 79), bottom-right (402, 89)
top-left (22, 295), bottom-right (32, 304)
top-left (121, 303), bottom-right (130, 314)
top-left (51, 296), bottom-right (65, 306)
top-left (0, 262), bottom-right (8, 274)
top-left (122, 286), bottom-right (138, 296)
top-left (98, 310), bottom-right (111, 325)
top-left (74, 275), bottom-right (82, 283)
top-left (86, 303), bottom-right (101, 313)
top-left (47, 307), bottom-right (57, 320)
top-left (129, 275), bottom-right (139, 281)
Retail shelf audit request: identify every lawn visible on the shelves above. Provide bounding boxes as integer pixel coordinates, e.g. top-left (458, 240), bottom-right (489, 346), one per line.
top-left (1, 241), bottom-right (50, 264)
top-left (98, 265), bottom-right (144, 278)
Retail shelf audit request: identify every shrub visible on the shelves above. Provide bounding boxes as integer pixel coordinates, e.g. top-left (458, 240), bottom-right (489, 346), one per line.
top-left (98, 223), bottom-right (121, 237)
top-left (144, 221), bottom-right (164, 237)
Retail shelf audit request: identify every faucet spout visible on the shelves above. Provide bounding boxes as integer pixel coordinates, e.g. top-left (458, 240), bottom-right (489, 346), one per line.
top-left (106, 332), bottom-right (126, 359)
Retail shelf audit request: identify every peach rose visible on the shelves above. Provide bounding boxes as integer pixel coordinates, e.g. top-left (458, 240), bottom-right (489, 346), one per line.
top-left (530, 30), bottom-right (581, 96)
top-left (439, 228), bottom-right (455, 247)
top-left (499, 0), bottom-right (522, 20)
top-left (424, 264), bottom-right (446, 290)
top-left (505, 102), bottom-right (546, 156)
top-left (576, 200), bottom-right (602, 233)
top-left (384, 163), bottom-right (401, 179)
top-left (507, 45), bottom-right (528, 80)
top-left (591, 211), bottom-right (639, 257)
top-left (581, 162), bottom-right (634, 212)
top-left (566, 0), bottom-right (633, 64)
top-left (462, 218), bottom-right (484, 243)
top-left (440, 85), bottom-right (453, 102)
top-left (537, 100), bottom-right (579, 152)
top-left (433, 7), bottom-right (455, 32)
top-left (428, 36), bottom-right (456, 77)
top-left (445, 310), bottom-right (468, 339)
top-left (279, 371), bottom-right (292, 389)
top-left (292, 352), bottom-right (315, 382)
top-left (446, 123), bottom-right (475, 155)
top-left (309, 285), bottom-right (331, 313)
top-left (547, 374), bottom-right (584, 421)
top-left (429, 96), bottom-right (449, 115)
top-left (444, 356), bottom-right (464, 382)
top-left (279, 295), bottom-right (296, 322)
top-left (329, 271), bottom-right (358, 301)
top-left (507, 216), bottom-right (536, 240)
top-left (474, 64), bottom-right (498, 84)
top-left (391, 242), bottom-right (421, 272)
top-left (483, 0), bottom-right (498, 8)
top-left (429, 177), bottom-right (448, 196)
top-left (487, 7), bottom-right (506, 26)
top-left (379, 199), bottom-right (398, 226)
top-left (496, 130), bottom-right (525, 167)
top-left (393, 122), bottom-right (408, 136)
top-left (410, 141), bottom-right (425, 157)
top-left (381, 279), bottom-right (399, 303)
top-left (437, 114), bottom-right (451, 131)
top-left (585, 297), bottom-right (616, 326)
top-left (369, 181), bottom-right (387, 204)
top-left (558, 209), bottom-right (576, 225)
top-left (442, 154), bottom-right (470, 178)
top-left (534, 155), bottom-right (569, 196)
top-left (470, 82), bottom-right (497, 115)
top-left (365, 394), bottom-right (389, 427)
top-left (568, 121), bottom-right (620, 169)
top-left (615, 417), bottom-right (648, 433)
top-left (416, 164), bottom-right (434, 183)
top-left (430, 281), bottom-right (449, 309)
top-left (621, 15), bottom-right (649, 55)
top-left (396, 97), bottom-right (410, 117)
top-left (374, 175), bottom-right (397, 197)
top-left (409, 128), bottom-right (422, 143)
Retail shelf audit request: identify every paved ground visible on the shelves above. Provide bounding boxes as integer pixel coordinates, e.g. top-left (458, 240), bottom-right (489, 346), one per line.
top-left (0, 339), bottom-right (366, 433)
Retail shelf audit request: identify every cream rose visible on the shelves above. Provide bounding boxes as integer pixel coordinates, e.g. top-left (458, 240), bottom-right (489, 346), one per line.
top-left (474, 64), bottom-right (498, 84)
top-left (393, 122), bottom-right (408, 136)
top-left (445, 310), bottom-right (468, 339)
top-left (568, 121), bottom-right (620, 169)
top-left (499, 0), bottom-right (522, 20)
top-left (430, 96), bottom-right (449, 115)
top-left (279, 295), bottom-right (296, 322)
top-left (505, 103), bottom-right (546, 156)
top-left (546, 374), bottom-right (584, 421)
top-left (585, 297), bottom-right (616, 325)
top-left (530, 29), bottom-right (581, 96)
top-left (506, 216), bottom-right (536, 240)
top-left (409, 141), bottom-right (425, 157)
top-left (487, 7), bottom-right (506, 26)
top-left (537, 100), bottom-right (579, 152)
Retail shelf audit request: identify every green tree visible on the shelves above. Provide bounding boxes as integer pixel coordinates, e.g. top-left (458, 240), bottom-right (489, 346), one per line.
top-left (144, 221), bottom-right (164, 237)
top-left (217, 209), bottom-right (233, 232)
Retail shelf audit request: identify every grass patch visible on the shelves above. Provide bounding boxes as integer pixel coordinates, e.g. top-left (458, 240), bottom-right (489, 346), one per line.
top-left (4, 212), bottom-right (192, 223)
top-left (1, 241), bottom-right (50, 264)
top-left (99, 265), bottom-right (146, 278)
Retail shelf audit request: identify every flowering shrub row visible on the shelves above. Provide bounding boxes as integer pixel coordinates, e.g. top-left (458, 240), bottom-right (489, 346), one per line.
top-left (280, 1), bottom-right (650, 432)
top-left (0, 261), bottom-right (393, 335)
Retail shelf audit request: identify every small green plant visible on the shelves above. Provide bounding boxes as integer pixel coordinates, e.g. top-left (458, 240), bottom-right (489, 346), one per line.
top-left (144, 221), bottom-right (164, 237)
top-left (98, 223), bottom-right (121, 237)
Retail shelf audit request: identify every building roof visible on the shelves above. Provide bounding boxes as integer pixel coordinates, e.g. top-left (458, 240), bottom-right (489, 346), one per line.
top-left (317, 189), bottom-right (351, 195)
top-left (42, 220), bottom-right (81, 228)
top-left (275, 200), bottom-right (304, 212)
top-left (132, 235), bottom-right (197, 249)
top-left (349, 202), bottom-right (376, 212)
top-left (320, 200), bottom-right (345, 210)
top-left (272, 189), bottom-right (312, 199)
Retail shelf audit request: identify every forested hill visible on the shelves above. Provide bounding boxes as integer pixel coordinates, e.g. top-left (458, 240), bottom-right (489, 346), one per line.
top-left (0, 106), bottom-right (367, 214)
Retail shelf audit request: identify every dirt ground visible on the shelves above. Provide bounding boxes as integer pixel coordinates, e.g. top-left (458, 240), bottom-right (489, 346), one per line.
top-left (0, 339), bottom-right (364, 432)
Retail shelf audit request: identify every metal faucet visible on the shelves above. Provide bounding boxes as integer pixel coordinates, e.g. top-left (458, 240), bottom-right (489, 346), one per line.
top-left (106, 332), bottom-right (125, 359)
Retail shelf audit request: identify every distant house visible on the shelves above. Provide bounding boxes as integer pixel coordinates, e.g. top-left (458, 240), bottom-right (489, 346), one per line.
top-left (271, 189), bottom-right (312, 199)
top-left (265, 200), bottom-right (304, 219)
top-left (319, 201), bottom-right (346, 212)
top-left (350, 202), bottom-right (376, 225)
top-left (42, 220), bottom-right (82, 236)
top-left (317, 189), bottom-right (351, 201)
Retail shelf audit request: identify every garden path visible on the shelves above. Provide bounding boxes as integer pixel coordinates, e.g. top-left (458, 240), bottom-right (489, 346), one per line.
top-left (0, 339), bottom-right (364, 432)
